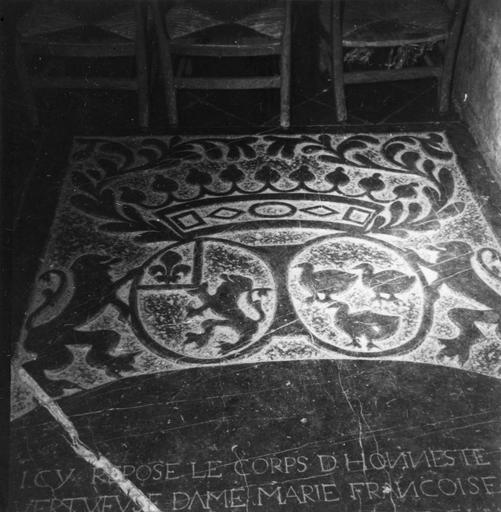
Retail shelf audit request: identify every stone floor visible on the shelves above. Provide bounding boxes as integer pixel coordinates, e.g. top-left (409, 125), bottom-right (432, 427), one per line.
top-left (3, 3), bottom-right (501, 511)
top-left (10, 130), bottom-right (501, 405)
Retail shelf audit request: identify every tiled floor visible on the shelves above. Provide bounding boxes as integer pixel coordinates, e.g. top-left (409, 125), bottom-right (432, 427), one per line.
top-left (4, 3), bottom-right (501, 511)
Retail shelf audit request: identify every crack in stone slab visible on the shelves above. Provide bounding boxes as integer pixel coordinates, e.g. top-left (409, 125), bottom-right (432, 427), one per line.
top-left (19, 368), bottom-right (164, 512)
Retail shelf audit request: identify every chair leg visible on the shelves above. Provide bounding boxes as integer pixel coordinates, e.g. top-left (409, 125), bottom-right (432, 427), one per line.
top-left (438, 0), bottom-right (469, 112)
top-left (137, 74), bottom-right (150, 129)
top-left (136, 53), bottom-right (149, 129)
top-left (135, 3), bottom-right (149, 129)
top-left (438, 50), bottom-right (454, 112)
top-left (280, 0), bottom-right (292, 129)
top-left (151, 0), bottom-right (178, 127)
top-left (15, 38), bottom-right (39, 129)
top-left (155, 42), bottom-right (177, 127)
top-left (331, 0), bottom-right (347, 122)
top-left (159, 44), bottom-right (178, 126)
top-left (280, 67), bottom-right (290, 129)
top-left (166, 79), bottom-right (178, 128)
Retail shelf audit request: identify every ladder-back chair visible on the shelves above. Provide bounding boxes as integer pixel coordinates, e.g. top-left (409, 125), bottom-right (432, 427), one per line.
top-left (16, 0), bottom-right (150, 128)
top-left (152, 0), bottom-right (292, 128)
top-left (328, 0), bottom-right (469, 121)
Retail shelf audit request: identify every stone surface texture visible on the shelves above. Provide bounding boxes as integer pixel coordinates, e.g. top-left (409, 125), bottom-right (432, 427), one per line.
top-left (9, 361), bottom-right (501, 512)
top-left (454, 0), bottom-right (501, 182)
top-left (11, 131), bottom-right (501, 419)
top-left (9, 130), bottom-right (501, 512)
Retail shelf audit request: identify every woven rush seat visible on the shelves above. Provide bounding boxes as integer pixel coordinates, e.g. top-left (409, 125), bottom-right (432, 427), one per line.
top-left (165, 1), bottom-right (286, 42)
top-left (17, 1), bottom-right (137, 41)
top-left (342, 0), bottom-right (451, 47)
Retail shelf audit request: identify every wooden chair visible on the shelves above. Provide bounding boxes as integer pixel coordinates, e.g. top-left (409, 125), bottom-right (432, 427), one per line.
top-left (15, 0), bottom-right (150, 129)
top-left (152, 0), bottom-right (292, 128)
top-left (329, 0), bottom-right (469, 121)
